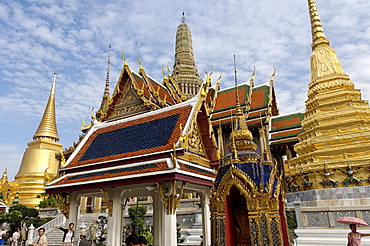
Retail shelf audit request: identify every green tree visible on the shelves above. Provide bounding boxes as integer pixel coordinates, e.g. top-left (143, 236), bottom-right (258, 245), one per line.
top-left (4, 204), bottom-right (40, 233)
top-left (128, 206), bottom-right (153, 246)
top-left (9, 205), bottom-right (27, 216)
top-left (37, 193), bottom-right (58, 208)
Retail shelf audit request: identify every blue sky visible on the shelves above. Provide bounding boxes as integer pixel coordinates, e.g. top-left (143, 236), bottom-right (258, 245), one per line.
top-left (1, 0), bottom-right (370, 180)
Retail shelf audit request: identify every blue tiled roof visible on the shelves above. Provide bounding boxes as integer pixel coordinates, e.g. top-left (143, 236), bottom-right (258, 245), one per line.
top-left (183, 164), bottom-right (215, 176)
top-left (215, 165), bottom-right (231, 189)
top-left (79, 114), bottom-right (180, 162)
top-left (215, 162), bottom-right (274, 190)
top-left (67, 163), bottom-right (158, 181)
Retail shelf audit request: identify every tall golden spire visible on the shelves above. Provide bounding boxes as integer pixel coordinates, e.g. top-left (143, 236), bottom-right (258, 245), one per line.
top-left (307, 0), bottom-right (329, 48)
top-left (103, 44), bottom-right (111, 102)
top-left (33, 73), bottom-right (59, 141)
top-left (307, 0), bottom-right (349, 95)
top-left (227, 56), bottom-right (257, 162)
top-left (173, 13), bottom-right (202, 100)
top-left (287, 1), bottom-right (370, 190)
top-left (96, 44), bottom-right (112, 121)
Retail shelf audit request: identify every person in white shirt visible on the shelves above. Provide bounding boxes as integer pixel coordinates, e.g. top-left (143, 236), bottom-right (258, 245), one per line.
top-left (11, 229), bottom-right (20, 246)
top-left (53, 223), bottom-right (75, 246)
top-left (33, 228), bottom-right (47, 246)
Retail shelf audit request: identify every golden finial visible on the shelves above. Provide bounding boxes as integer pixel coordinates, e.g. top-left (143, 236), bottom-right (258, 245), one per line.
top-left (167, 63), bottom-right (171, 76)
top-left (251, 65), bottom-right (256, 82)
top-left (121, 48), bottom-right (127, 65)
top-left (210, 66), bottom-right (214, 77)
top-left (162, 64), bottom-right (167, 79)
top-left (233, 55), bottom-right (240, 107)
top-left (269, 66), bottom-right (276, 82)
top-left (217, 69), bottom-right (222, 81)
top-left (307, 0), bottom-right (329, 48)
top-left (181, 11), bottom-right (186, 23)
top-left (204, 70), bottom-right (209, 81)
top-left (138, 52), bottom-right (142, 69)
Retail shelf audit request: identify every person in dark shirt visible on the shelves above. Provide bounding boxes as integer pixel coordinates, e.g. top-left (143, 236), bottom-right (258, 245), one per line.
top-left (79, 231), bottom-right (90, 246)
top-left (125, 234), bottom-right (139, 246)
top-left (138, 236), bottom-right (147, 246)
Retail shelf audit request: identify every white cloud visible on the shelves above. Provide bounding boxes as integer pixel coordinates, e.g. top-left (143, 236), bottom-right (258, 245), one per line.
top-left (1, 0), bottom-right (370, 179)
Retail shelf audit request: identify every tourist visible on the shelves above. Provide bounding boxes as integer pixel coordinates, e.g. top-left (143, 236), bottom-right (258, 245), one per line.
top-left (138, 236), bottom-right (147, 246)
top-left (33, 228), bottom-right (47, 246)
top-left (78, 231), bottom-right (90, 246)
top-left (348, 224), bottom-right (370, 246)
top-left (0, 228), bottom-right (6, 245)
top-left (11, 229), bottom-right (20, 246)
top-left (53, 223), bottom-right (75, 246)
top-left (125, 234), bottom-right (140, 246)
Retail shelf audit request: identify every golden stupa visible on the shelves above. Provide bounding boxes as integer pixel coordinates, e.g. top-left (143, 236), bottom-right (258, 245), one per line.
top-left (13, 73), bottom-right (63, 208)
top-left (287, 0), bottom-right (370, 189)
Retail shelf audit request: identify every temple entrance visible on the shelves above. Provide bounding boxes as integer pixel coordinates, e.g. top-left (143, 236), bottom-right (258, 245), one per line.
top-left (226, 186), bottom-right (251, 246)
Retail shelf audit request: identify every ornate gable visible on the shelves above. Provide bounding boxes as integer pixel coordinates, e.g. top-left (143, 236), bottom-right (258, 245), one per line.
top-left (109, 85), bottom-right (149, 120)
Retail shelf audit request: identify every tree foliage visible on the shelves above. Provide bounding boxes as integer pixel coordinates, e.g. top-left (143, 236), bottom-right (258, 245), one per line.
top-left (0, 204), bottom-right (40, 237)
top-left (37, 193), bottom-right (58, 208)
top-left (128, 206), bottom-right (153, 246)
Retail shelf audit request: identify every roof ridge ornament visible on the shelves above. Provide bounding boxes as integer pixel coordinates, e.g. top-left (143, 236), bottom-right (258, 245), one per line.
top-left (181, 11), bottom-right (186, 23)
top-left (121, 48), bottom-right (127, 66)
top-left (308, 0), bottom-right (330, 49)
top-left (137, 52), bottom-right (142, 69)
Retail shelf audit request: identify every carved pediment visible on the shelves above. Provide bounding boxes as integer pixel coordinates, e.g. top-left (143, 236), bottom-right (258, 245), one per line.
top-left (186, 122), bottom-right (207, 158)
top-left (109, 86), bottom-right (149, 120)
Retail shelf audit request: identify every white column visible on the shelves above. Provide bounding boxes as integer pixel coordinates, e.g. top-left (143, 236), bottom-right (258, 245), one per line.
top-left (152, 191), bottom-right (163, 246)
top-left (106, 189), bottom-right (122, 246)
top-left (69, 192), bottom-right (80, 225)
top-left (163, 213), bottom-right (177, 245)
top-left (201, 189), bottom-right (211, 246)
top-left (293, 199), bottom-right (303, 228)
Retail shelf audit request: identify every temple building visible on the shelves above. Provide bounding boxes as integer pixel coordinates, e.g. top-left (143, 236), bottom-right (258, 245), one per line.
top-left (44, 14), bottom-right (291, 244)
top-left (4, 0), bottom-right (370, 245)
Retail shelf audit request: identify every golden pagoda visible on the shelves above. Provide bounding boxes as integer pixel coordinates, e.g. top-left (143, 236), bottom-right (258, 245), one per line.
top-left (14, 73), bottom-right (63, 208)
top-left (172, 13), bottom-right (203, 99)
top-left (0, 169), bottom-right (16, 205)
top-left (287, 0), bottom-right (370, 189)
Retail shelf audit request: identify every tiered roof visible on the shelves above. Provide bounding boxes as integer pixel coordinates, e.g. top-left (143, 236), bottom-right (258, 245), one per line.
top-left (46, 79), bottom-right (218, 193)
top-left (269, 112), bottom-right (304, 147)
top-left (211, 82), bottom-right (279, 127)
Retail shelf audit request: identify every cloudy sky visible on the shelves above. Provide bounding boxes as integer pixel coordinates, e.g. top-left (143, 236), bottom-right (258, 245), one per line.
top-left (1, 0), bottom-right (370, 180)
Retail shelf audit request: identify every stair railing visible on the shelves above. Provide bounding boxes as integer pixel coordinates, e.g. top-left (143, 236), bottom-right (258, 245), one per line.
top-left (32, 214), bottom-right (66, 242)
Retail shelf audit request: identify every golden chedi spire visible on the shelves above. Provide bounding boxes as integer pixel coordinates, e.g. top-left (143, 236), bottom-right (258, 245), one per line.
top-left (33, 73), bottom-right (59, 141)
top-left (0, 169), bottom-right (8, 185)
top-left (172, 12), bottom-right (202, 100)
top-left (96, 44), bottom-right (112, 121)
top-left (307, 0), bottom-right (351, 96)
top-left (15, 73), bottom-right (63, 207)
top-left (287, 0), bottom-right (370, 189)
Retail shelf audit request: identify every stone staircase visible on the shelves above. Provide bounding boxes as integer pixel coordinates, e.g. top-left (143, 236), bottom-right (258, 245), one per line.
top-left (44, 212), bottom-right (107, 246)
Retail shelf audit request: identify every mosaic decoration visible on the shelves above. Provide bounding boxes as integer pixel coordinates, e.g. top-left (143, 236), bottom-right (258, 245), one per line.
top-left (332, 211), bottom-right (356, 227)
top-left (176, 214), bottom-right (194, 227)
top-left (260, 214), bottom-right (269, 246)
top-left (361, 211), bottom-right (370, 224)
top-left (306, 212), bottom-right (330, 227)
top-left (250, 218), bottom-right (259, 246)
top-left (271, 218), bottom-right (281, 246)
